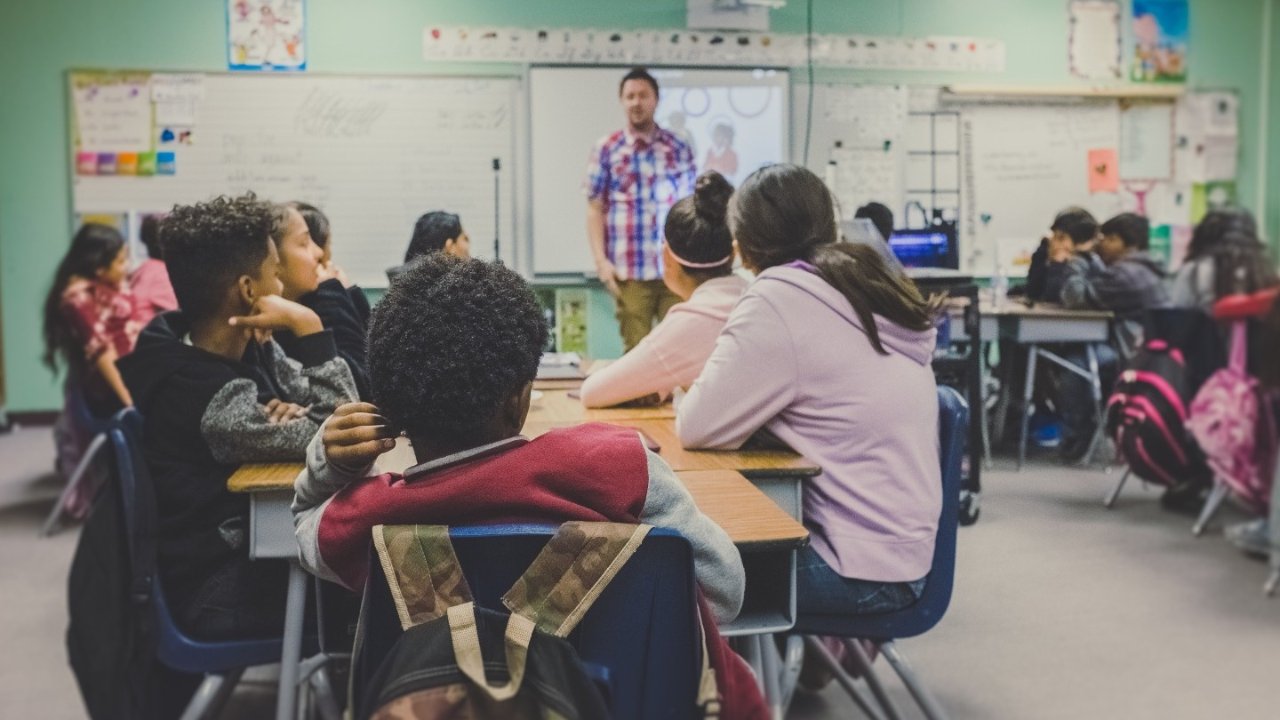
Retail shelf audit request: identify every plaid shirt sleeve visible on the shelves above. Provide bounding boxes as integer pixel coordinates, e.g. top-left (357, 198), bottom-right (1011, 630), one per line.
top-left (61, 288), bottom-right (110, 362)
top-left (583, 140), bottom-right (610, 202)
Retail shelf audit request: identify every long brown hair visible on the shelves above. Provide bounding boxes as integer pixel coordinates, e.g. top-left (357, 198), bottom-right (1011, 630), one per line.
top-left (729, 163), bottom-right (938, 355)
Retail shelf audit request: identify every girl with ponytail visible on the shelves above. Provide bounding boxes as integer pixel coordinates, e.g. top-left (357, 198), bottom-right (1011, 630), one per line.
top-left (580, 171), bottom-right (748, 407)
top-left (678, 163), bottom-right (944, 625)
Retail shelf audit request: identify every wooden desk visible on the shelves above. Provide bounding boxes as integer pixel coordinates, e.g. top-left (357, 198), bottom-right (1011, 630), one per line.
top-left (526, 389), bottom-right (676, 424)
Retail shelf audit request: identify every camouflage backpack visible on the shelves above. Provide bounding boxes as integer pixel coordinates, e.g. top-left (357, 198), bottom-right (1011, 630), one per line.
top-left (352, 522), bottom-right (719, 720)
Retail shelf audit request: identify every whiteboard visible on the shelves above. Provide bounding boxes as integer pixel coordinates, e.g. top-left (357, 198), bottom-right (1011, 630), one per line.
top-left (72, 73), bottom-right (519, 287)
top-left (959, 102), bottom-right (1123, 274)
top-left (528, 66), bottom-right (789, 276)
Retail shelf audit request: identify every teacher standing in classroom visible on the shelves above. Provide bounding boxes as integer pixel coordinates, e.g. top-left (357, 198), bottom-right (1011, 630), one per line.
top-left (585, 68), bottom-right (697, 350)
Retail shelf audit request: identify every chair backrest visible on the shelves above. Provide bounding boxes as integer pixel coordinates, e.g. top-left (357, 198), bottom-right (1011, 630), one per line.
top-left (794, 384), bottom-right (967, 640)
top-left (354, 524), bottom-right (702, 720)
top-left (107, 408), bottom-right (282, 673)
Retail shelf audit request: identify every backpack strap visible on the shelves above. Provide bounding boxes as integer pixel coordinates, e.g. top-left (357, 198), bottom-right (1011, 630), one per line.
top-left (502, 522), bottom-right (651, 637)
top-left (446, 602), bottom-right (537, 701)
top-left (1229, 320), bottom-right (1248, 372)
top-left (372, 524), bottom-right (473, 630)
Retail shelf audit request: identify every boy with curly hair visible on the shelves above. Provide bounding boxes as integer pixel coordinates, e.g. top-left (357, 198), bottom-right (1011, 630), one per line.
top-left (292, 254), bottom-right (767, 719)
top-left (117, 193), bottom-right (357, 641)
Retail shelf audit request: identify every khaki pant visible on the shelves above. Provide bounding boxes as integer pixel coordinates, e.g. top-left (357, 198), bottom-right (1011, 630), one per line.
top-left (615, 279), bottom-right (682, 351)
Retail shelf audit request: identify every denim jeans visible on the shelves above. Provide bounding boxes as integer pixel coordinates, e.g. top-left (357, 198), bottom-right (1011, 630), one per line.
top-left (1052, 342), bottom-right (1119, 447)
top-left (796, 545), bottom-right (926, 616)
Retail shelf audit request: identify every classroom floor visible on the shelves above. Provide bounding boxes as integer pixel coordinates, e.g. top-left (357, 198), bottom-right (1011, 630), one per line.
top-left (2, 424), bottom-right (1277, 719)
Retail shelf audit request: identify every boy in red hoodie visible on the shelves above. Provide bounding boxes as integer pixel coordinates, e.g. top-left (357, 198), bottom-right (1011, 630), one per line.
top-left (291, 254), bottom-right (766, 718)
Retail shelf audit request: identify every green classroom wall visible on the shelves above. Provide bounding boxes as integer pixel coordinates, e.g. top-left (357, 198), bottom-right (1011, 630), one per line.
top-left (0, 0), bottom-right (1274, 412)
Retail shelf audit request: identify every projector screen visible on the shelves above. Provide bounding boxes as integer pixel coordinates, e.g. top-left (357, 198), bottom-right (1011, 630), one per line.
top-left (529, 66), bottom-right (789, 276)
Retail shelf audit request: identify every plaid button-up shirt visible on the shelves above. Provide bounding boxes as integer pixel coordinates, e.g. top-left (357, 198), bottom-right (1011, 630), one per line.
top-left (584, 126), bottom-right (696, 281)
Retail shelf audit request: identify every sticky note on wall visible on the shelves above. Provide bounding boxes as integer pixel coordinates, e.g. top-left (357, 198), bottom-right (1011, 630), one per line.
top-left (137, 152), bottom-right (157, 176)
top-left (1088, 148), bottom-right (1119, 193)
top-left (116, 152), bottom-right (138, 175)
top-left (156, 151), bottom-right (176, 175)
top-left (97, 153), bottom-right (117, 175)
top-left (76, 152), bottom-right (97, 175)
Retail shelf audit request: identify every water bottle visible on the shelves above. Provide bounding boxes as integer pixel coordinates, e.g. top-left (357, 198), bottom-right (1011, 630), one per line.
top-left (992, 264), bottom-right (1009, 311)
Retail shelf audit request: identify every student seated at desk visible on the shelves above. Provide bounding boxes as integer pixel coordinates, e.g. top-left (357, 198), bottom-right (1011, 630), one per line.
top-left (384, 210), bottom-right (471, 283)
top-left (580, 171), bottom-right (747, 407)
top-left (1052, 213), bottom-right (1169, 460)
top-left (117, 194), bottom-right (357, 642)
top-left (290, 254), bottom-right (766, 719)
top-left (1021, 207), bottom-right (1100, 302)
top-left (677, 164), bottom-right (941, 621)
top-left (270, 202), bottom-right (374, 400)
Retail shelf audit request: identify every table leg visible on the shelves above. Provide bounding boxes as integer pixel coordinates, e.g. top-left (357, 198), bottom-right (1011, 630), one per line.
top-left (1268, 457), bottom-right (1280, 596)
top-left (759, 635), bottom-right (783, 720)
top-left (979, 341), bottom-right (993, 469)
top-left (275, 561), bottom-right (307, 720)
top-left (1018, 344), bottom-right (1039, 470)
top-left (1081, 343), bottom-right (1105, 465)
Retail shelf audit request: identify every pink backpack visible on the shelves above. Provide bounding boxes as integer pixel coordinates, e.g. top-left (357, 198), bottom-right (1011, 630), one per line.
top-left (1186, 322), bottom-right (1277, 513)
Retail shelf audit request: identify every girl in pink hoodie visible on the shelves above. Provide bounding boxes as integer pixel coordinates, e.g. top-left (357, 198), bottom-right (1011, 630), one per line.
top-left (678, 163), bottom-right (942, 618)
top-left (580, 171), bottom-right (748, 408)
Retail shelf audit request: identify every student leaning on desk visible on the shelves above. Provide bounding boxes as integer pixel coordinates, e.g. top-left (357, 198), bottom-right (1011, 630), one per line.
top-left (289, 253), bottom-right (768, 719)
top-left (114, 194), bottom-right (357, 713)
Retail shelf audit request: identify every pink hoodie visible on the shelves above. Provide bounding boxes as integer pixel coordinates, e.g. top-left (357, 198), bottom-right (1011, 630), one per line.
top-left (677, 265), bottom-right (940, 582)
top-left (580, 275), bottom-right (748, 408)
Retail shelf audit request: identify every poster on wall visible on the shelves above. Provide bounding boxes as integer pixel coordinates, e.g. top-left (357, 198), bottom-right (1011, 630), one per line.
top-left (1068, 0), bottom-right (1121, 79)
top-left (1130, 0), bottom-right (1188, 82)
top-left (227, 0), bottom-right (307, 71)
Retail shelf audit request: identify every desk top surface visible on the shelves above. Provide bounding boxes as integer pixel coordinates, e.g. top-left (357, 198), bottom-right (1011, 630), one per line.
top-left (528, 389), bottom-right (676, 423)
top-left (981, 301), bottom-right (1113, 320)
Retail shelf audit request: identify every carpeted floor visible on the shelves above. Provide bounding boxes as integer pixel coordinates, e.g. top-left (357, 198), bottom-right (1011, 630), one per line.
top-left (2, 424), bottom-right (1276, 719)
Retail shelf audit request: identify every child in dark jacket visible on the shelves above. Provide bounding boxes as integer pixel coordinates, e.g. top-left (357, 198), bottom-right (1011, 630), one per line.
top-left (291, 254), bottom-right (766, 719)
top-left (117, 193), bottom-right (357, 642)
top-left (1055, 212), bottom-right (1169, 460)
top-left (1024, 207), bottom-right (1101, 302)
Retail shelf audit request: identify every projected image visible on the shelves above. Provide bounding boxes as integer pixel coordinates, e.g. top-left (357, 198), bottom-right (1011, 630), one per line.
top-left (654, 71), bottom-right (786, 186)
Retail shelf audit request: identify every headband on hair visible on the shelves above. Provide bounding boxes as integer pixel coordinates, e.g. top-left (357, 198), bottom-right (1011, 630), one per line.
top-left (665, 240), bottom-right (732, 269)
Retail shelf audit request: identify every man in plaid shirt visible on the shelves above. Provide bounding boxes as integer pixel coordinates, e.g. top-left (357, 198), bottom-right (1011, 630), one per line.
top-left (585, 68), bottom-right (697, 351)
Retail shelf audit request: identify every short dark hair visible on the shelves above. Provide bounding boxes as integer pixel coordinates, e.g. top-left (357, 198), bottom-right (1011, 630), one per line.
top-left (140, 215), bottom-right (163, 259)
top-left (619, 67), bottom-right (659, 98)
top-left (405, 211), bottom-right (463, 262)
top-left (854, 202), bottom-right (895, 242)
top-left (1100, 213), bottom-right (1150, 250)
top-left (368, 255), bottom-right (548, 443)
top-left (161, 194), bottom-right (274, 321)
top-left (1051, 207), bottom-right (1099, 245)
top-left (288, 201), bottom-right (331, 250)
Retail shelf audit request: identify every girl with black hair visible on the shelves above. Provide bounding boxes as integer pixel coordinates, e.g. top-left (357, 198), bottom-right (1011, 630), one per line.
top-left (42, 223), bottom-right (143, 412)
top-left (1171, 208), bottom-right (1276, 309)
top-left (579, 171), bottom-right (747, 408)
top-left (678, 163), bottom-right (943, 622)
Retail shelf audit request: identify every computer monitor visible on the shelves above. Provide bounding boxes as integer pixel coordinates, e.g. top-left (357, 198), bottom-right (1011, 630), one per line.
top-left (888, 225), bottom-right (959, 269)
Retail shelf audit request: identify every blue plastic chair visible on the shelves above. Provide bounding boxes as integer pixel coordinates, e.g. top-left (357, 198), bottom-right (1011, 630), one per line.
top-left (789, 385), bottom-right (967, 720)
top-left (41, 378), bottom-right (115, 536)
top-left (108, 408), bottom-right (287, 719)
top-left (352, 524), bottom-right (703, 720)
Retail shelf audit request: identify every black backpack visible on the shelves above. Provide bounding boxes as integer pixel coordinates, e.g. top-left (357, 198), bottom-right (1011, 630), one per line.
top-left (66, 417), bottom-right (160, 719)
top-left (352, 522), bottom-right (719, 720)
top-left (1105, 338), bottom-right (1211, 487)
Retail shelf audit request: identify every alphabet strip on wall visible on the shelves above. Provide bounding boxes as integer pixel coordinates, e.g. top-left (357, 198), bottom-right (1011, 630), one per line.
top-left (422, 26), bottom-right (1006, 73)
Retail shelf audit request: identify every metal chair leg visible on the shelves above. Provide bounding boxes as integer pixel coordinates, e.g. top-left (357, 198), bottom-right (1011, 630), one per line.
top-left (40, 432), bottom-right (107, 537)
top-left (776, 635), bottom-right (804, 715)
top-left (1018, 345), bottom-right (1039, 471)
top-left (1266, 570), bottom-right (1279, 597)
top-left (757, 635), bottom-right (783, 720)
top-left (1080, 343), bottom-right (1105, 466)
top-left (842, 639), bottom-right (903, 720)
top-left (178, 668), bottom-right (243, 720)
top-left (1192, 481), bottom-right (1229, 536)
top-left (1104, 469), bottom-right (1131, 508)
top-left (803, 636), bottom-right (886, 720)
top-left (309, 667), bottom-right (343, 720)
top-left (879, 641), bottom-right (949, 720)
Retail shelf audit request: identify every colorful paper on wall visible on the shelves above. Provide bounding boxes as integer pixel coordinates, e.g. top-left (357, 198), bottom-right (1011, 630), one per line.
top-left (156, 152), bottom-right (177, 175)
top-left (228, 0), bottom-right (306, 71)
top-left (1189, 181), bottom-right (1235, 224)
top-left (75, 212), bottom-right (129, 237)
top-left (555, 288), bottom-right (589, 355)
top-left (1130, 0), bottom-right (1188, 82)
top-left (1087, 148), bottom-right (1120, 193)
